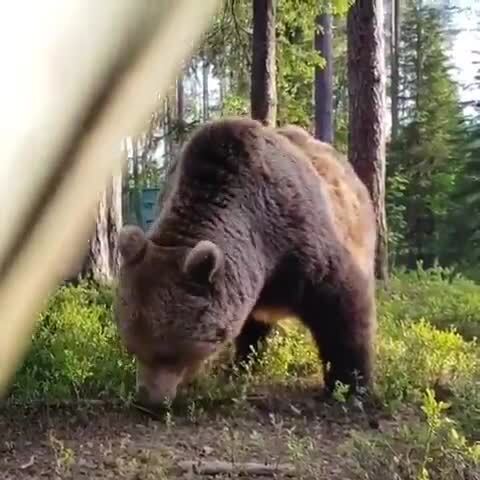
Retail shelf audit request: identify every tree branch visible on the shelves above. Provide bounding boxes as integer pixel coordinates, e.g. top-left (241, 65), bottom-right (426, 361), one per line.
top-left (178, 460), bottom-right (296, 477)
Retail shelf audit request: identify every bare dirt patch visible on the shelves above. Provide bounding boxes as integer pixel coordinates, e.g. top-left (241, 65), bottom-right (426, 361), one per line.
top-left (0, 387), bottom-right (399, 479)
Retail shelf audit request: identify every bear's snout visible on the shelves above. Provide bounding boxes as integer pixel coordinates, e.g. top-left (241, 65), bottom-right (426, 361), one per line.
top-left (135, 363), bottom-right (184, 406)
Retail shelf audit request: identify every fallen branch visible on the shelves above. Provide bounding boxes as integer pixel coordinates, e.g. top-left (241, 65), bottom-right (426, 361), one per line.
top-left (177, 460), bottom-right (296, 477)
top-left (0, 398), bottom-right (127, 411)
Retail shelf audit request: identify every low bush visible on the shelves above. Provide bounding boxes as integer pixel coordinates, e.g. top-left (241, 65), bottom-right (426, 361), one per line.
top-left (7, 282), bottom-right (135, 403)
top-left (6, 267), bottom-right (480, 443)
top-left (346, 389), bottom-right (480, 479)
top-left (378, 264), bottom-right (480, 340)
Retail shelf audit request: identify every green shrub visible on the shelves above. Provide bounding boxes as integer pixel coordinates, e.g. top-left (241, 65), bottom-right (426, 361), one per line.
top-left (378, 265), bottom-right (480, 340)
top-left (6, 267), bottom-right (480, 441)
top-left (376, 317), bottom-right (480, 437)
top-left (376, 317), bottom-right (478, 401)
top-left (8, 282), bottom-right (135, 403)
top-left (257, 321), bottom-right (321, 381)
top-left (346, 389), bottom-right (480, 479)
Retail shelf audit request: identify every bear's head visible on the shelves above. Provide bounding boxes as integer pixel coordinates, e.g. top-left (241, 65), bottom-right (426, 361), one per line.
top-left (114, 225), bottom-right (233, 406)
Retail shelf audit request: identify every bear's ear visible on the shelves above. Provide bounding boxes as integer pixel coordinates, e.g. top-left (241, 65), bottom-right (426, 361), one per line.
top-left (118, 225), bottom-right (148, 264)
top-left (183, 240), bottom-right (224, 284)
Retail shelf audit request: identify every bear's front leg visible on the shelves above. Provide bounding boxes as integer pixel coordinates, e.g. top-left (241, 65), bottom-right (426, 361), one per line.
top-left (235, 316), bottom-right (273, 365)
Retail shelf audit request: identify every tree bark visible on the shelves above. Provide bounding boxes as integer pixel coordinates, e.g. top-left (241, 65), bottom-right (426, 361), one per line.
top-left (390, 0), bottom-right (400, 141)
top-left (176, 70), bottom-right (187, 147)
top-left (250, 0), bottom-right (277, 127)
top-left (219, 70), bottom-right (225, 114)
top-left (415, 2), bottom-right (423, 114)
top-left (347, 0), bottom-right (389, 281)
top-left (314, 13), bottom-right (334, 143)
top-left (131, 139), bottom-right (143, 227)
top-left (202, 56), bottom-right (210, 121)
top-left (121, 141), bottom-right (130, 227)
top-left (81, 175), bottom-right (122, 284)
top-left (176, 72), bottom-right (185, 128)
top-left (165, 94), bottom-right (173, 162)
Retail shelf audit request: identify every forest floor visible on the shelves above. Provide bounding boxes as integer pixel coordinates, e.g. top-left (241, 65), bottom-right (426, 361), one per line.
top-left (5, 273), bottom-right (480, 478)
top-left (0, 384), bottom-right (408, 480)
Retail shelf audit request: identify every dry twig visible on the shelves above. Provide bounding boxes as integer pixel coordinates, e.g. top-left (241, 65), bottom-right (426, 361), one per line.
top-left (178, 459), bottom-right (296, 477)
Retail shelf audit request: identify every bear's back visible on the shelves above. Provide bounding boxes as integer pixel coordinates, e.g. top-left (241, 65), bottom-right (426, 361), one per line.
top-left (154, 118), bottom-right (376, 279)
top-left (276, 125), bottom-right (376, 278)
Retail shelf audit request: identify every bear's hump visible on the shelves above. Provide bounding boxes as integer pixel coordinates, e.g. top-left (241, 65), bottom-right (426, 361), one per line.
top-left (179, 117), bottom-right (267, 177)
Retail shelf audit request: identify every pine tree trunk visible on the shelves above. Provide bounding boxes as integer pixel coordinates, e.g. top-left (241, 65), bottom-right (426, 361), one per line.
top-left (347, 0), bottom-right (389, 281)
top-left (390, 0), bottom-right (400, 141)
top-left (219, 70), bottom-right (225, 114)
top-left (120, 137), bottom-right (130, 225)
top-left (165, 94), bottom-right (173, 163)
top-left (202, 57), bottom-right (210, 121)
top-left (81, 175), bottom-right (122, 284)
top-left (251, 0), bottom-right (277, 127)
top-left (177, 75), bottom-right (184, 124)
top-left (314, 13), bottom-right (334, 143)
top-left (415, 2), bottom-right (423, 113)
top-left (131, 140), bottom-right (143, 227)
top-left (176, 71), bottom-right (186, 146)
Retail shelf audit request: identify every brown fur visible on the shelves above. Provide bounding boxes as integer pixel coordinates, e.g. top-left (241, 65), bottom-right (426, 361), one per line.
top-left (275, 125), bottom-right (376, 278)
top-left (114, 117), bottom-right (377, 405)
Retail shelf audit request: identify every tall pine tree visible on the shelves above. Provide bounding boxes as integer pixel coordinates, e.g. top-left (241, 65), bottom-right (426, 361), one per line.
top-left (388, 1), bottom-right (466, 268)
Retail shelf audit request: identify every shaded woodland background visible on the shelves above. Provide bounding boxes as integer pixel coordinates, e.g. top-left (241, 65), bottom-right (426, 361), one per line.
top-left (78, 0), bottom-right (480, 289)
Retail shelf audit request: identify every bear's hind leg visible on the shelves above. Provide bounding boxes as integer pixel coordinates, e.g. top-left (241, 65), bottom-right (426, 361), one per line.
top-left (303, 277), bottom-right (375, 396)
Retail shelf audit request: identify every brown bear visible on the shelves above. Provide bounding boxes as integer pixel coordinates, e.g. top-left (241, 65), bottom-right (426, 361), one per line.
top-left (114, 117), bottom-right (377, 406)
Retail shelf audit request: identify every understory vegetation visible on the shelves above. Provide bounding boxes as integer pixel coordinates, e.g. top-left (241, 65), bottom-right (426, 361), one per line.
top-left (5, 266), bottom-right (480, 477)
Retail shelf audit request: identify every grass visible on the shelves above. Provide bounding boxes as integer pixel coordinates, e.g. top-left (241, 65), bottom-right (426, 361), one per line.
top-left (4, 265), bottom-right (480, 477)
